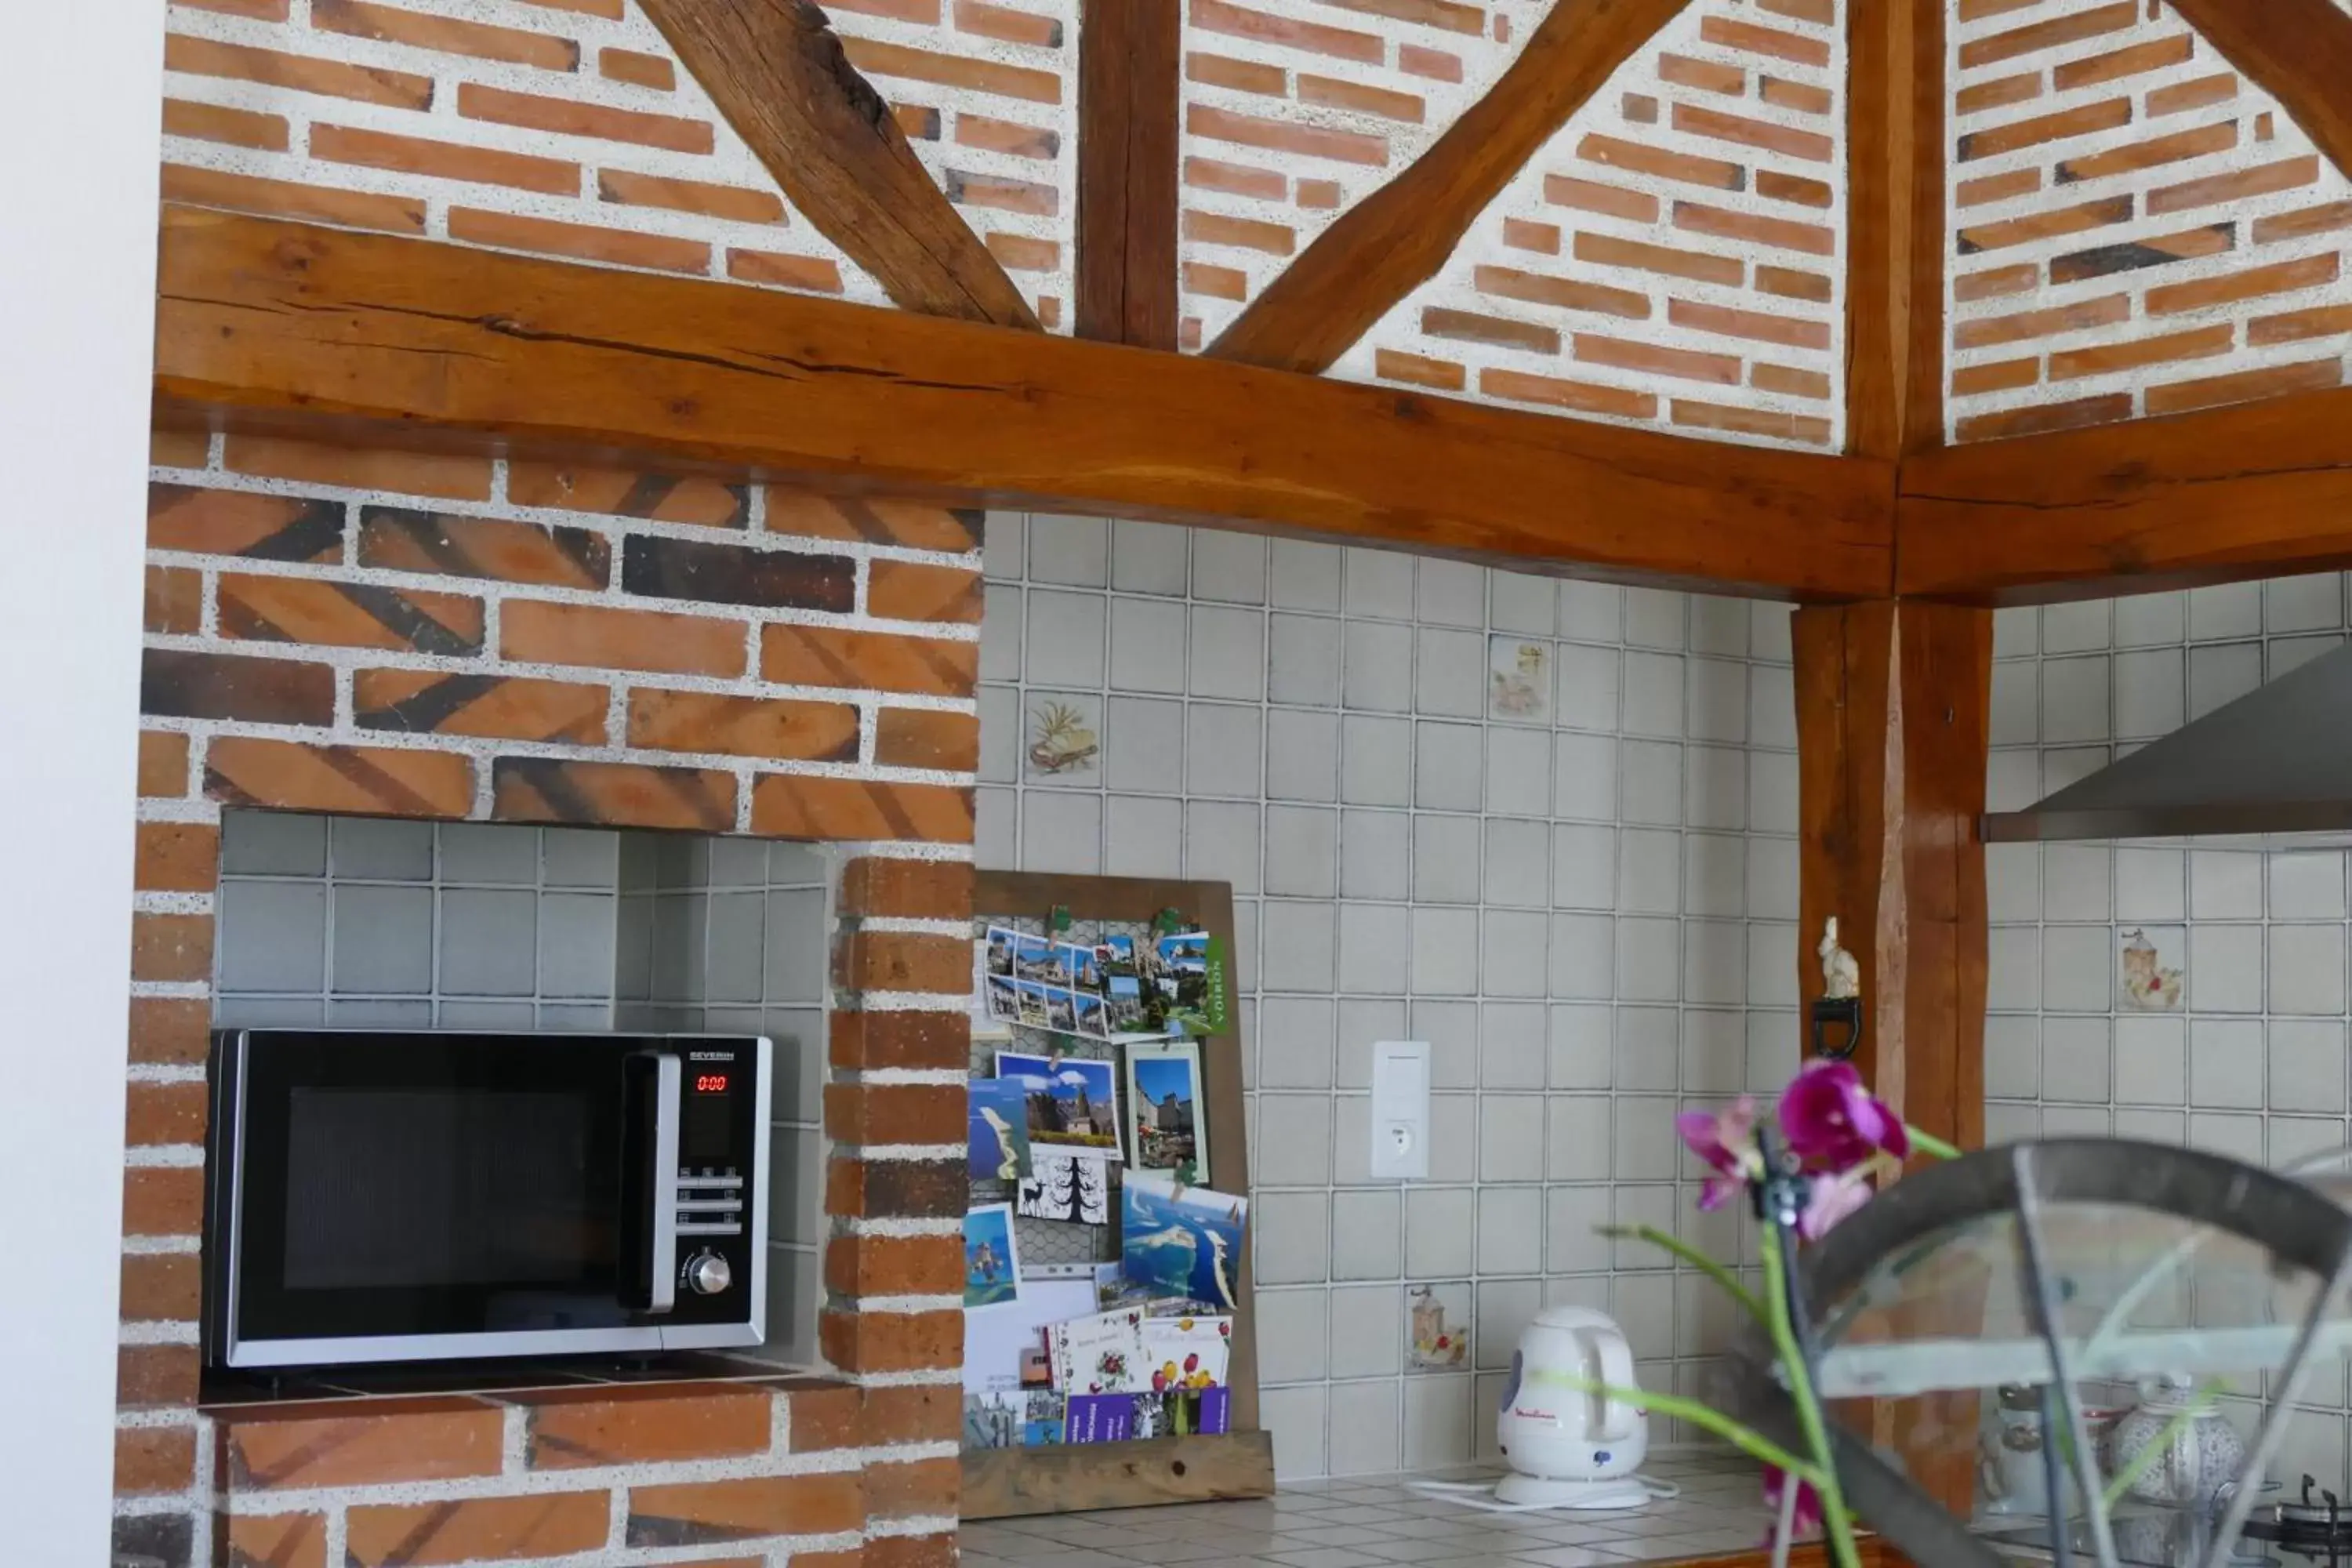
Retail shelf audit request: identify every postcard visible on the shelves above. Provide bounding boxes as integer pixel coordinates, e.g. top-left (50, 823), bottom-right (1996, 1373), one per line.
top-left (1011, 933), bottom-right (1057, 982)
top-left (1063, 1392), bottom-right (1135, 1444)
top-left (996, 1051), bottom-right (1123, 1157)
top-left (967, 1076), bottom-right (1032, 1183)
top-left (1014, 980), bottom-right (1051, 1029)
top-left (1121, 1171), bottom-right (1246, 1312)
top-left (1124, 1040), bottom-right (1208, 1184)
top-left (963, 1390), bottom-right (1020, 1450)
top-left (1017, 1150), bottom-right (1111, 1225)
top-left (1022, 1390), bottom-right (1066, 1446)
top-left (1065, 1388), bottom-right (1229, 1443)
top-left (984, 976), bottom-right (1018, 1024)
top-left (963, 1203), bottom-right (1022, 1311)
top-left (1142, 1314), bottom-right (1232, 1391)
top-left (1047, 1307), bottom-right (1150, 1395)
top-left (1062, 941), bottom-right (1105, 993)
top-left (1044, 989), bottom-right (1078, 1033)
top-left (961, 1272), bottom-right (1094, 1392)
top-left (983, 926), bottom-right (1019, 980)
top-left (1073, 992), bottom-right (1110, 1040)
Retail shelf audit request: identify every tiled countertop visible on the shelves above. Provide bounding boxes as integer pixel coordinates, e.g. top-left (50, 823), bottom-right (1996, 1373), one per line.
top-left (961, 1451), bottom-right (1779, 1568)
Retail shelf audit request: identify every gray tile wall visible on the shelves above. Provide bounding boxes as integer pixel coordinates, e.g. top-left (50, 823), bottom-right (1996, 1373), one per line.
top-left (978, 514), bottom-right (1800, 1479)
top-left (212, 811), bottom-right (831, 1367)
top-left (1988, 578), bottom-right (2352, 1495)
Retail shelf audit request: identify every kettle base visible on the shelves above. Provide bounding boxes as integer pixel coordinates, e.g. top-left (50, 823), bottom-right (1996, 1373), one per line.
top-left (1493, 1473), bottom-right (1654, 1511)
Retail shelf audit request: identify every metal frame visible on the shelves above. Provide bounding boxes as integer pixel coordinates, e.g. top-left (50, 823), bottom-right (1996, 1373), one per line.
top-left (1744, 1139), bottom-right (2352, 1568)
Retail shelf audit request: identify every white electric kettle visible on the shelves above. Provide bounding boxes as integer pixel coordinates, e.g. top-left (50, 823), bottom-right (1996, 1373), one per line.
top-left (1495, 1307), bottom-right (1653, 1509)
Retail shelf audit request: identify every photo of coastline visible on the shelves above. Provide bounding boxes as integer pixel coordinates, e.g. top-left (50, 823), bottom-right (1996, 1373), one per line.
top-left (1120, 1171), bottom-right (1245, 1311)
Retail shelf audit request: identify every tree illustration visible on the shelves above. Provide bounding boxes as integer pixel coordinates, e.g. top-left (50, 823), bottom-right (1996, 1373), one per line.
top-left (1073, 1159), bottom-right (1108, 1222)
top-left (1046, 1156), bottom-right (1078, 1218)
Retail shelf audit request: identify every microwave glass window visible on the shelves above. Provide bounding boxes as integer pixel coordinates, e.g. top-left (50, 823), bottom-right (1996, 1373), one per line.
top-left (282, 1087), bottom-right (610, 1290)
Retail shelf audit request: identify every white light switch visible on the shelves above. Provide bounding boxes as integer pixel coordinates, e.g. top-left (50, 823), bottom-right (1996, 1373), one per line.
top-left (1367, 1040), bottom-right (1431, 1181)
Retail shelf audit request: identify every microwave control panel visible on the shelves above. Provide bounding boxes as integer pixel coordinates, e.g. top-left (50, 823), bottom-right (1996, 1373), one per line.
top-left (667, 1040), bottom-right (761, 1317)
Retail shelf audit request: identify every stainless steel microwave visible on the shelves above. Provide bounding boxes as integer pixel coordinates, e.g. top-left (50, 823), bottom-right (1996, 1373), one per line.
top-left (205, 1029), bottom-right (770, 1369)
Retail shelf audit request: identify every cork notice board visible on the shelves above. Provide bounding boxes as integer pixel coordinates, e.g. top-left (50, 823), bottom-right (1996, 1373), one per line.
top-left (960, 871), bottom-right (1276, 1519)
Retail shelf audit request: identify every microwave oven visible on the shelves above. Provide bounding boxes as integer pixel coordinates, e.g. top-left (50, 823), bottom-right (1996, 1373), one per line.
top-left (205, 1029), bottom-right (770, 1369)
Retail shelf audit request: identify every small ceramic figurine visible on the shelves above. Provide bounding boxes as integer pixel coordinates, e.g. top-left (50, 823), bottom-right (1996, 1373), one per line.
top-left (1819, 916), bottom-right (1860, 1000)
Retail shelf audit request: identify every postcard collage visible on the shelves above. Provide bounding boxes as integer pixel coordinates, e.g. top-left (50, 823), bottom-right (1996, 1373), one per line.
top-left (964, 924), bottom-right (1251, 1451)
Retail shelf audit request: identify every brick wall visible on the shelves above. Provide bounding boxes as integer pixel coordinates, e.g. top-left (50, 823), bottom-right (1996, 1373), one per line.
top-left (158, 0), bottom-right (1076, 327)
top-left (120, 425), bottom-right (978, 1564)
top-left (1330, 0), bottom-right (1848, 450)
top-left (1946, 0), bottom-right (2352, 441)
top-left (1174, 0), bottom-right (1544, 349)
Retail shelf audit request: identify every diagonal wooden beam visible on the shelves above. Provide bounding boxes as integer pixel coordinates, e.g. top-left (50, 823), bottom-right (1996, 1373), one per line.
top-left (1896, 384), bottom-right (2352, 602)
top-left (1845, 0), bottom-right (1945, 459)
top-left (2167, 0), bottom-right (2352, 193)
top-left (1076, 0), bottom-right (1180, 348)
top-left (636, 0), bottom-right (1038, 328)
top-left (1203, 0), bottom-right (1695, 374)
top-left (151, 208), bottom-right (1895, 599)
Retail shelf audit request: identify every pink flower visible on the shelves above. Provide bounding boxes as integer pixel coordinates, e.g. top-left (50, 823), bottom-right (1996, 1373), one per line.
top-left (1777, 1060), bottom-right (1907, 1173)
top-left (1762, 1466), bottom-right (1824, 1541)
top-left (1676, 1096), bottom-right (1761, 1210)
top-left (1798, 1166), bottom-right (1873, 1240)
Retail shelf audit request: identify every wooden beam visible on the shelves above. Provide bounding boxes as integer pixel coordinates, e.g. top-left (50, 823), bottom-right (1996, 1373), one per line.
top-left (151, 208), bottom-right (1896, 599)
top-left (1203, 0), bottom-right (1694, 373)
top-left (1076, 0), bottom-right (1179, 348)
top-left (1793, 598), bottom-right (1988, 1518)
top-left (1845, 0), bottom-right (1944, 459)
top-left (1896, 385), bottom-right (2352, 602)
top-left (2168, 0), bottom-right (2352, 199)
top-left (635, 0), bottom-right (1038, 328)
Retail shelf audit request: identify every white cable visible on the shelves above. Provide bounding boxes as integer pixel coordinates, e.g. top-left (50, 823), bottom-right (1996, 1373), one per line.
top-left (1406, 1475), bottom-right (1682, 1513)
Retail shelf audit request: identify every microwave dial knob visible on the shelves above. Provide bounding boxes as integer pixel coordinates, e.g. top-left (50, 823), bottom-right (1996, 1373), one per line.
top-left (684, 1249), bottom-right (731, 1296)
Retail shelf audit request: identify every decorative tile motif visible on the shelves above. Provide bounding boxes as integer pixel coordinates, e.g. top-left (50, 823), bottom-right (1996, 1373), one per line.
top-left (2118, 925), bottom-right (2187, 1011)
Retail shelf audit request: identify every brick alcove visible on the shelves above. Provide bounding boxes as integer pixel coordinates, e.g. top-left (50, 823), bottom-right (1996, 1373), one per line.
top-left (118, 428), bottom-right (980, 1566)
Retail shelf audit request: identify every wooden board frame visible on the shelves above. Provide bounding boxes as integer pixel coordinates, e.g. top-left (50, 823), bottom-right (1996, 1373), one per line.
top-left (962, 870), bottom-right (1274, 1519)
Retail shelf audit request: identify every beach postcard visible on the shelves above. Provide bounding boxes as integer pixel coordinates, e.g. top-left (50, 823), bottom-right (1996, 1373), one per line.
top-left (1120, 1171), bottom-right (1246, 1312)
top-left (967, 1076), bottom-right (1033, 1182)
top-left (964, 1203), bottom-right (1022, 1310)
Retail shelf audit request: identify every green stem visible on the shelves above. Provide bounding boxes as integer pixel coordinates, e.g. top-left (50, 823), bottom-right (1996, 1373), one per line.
top-left (1761, 1222), bottom-right (1863, 1568)
top-left (1600, 1224), bottom-right (1768, 1326)
top-left (1547, 1375), bottom-right (1827, 1487)
top-left (2101, 1381), bottom-right (2226, 1511)
top-left (1906, 1126), bottom-right (1964, 1161)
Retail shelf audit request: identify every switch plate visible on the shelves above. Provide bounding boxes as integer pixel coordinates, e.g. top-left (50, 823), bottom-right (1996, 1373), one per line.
top-left (1367, 1040), bottom-right (1431, 1181)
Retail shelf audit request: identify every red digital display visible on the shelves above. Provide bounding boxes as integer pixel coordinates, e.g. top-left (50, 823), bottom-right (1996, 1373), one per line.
top-left (695, 1074), bottom-right (729, 1094)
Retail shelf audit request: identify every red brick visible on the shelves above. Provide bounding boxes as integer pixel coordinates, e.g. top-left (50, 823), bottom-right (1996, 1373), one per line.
top-left (312, 122), bottom-right (577, 194)
top-left (1955, 394), bottom-right (2135, 442)
top-left (1956, 98), bottom-right (2132, 161)
top-left (2143, 358), bottom-right (2343, 416)
top-left (1474, 264), bottom-right (1647, 319)
top-left (1669, 400), bottom-right (1831, 445)
top-left (1374, 349), bottom-right (1465, 394)
top-left (1756, 265), bottom-right (1833, 303)
top-left (1751, 362), bottom-right (1832, 400)
top-left (869, 561), bottom-right (982, 624)
top-left (2051, 34), bottom-right (2193, 89)
top-left (1660, 53), bottom-right (1744, 94)
top-left (117, 1425), bottom-right (198, 1496)
top-left (1574, 230), bottom-right (1740, 286)
top-left (857, 1385), bottom-right (962, 1446)
top-left (1958, 167), bottom-right (2042, 208)
top-left (124, 1167), bottom-right (204, 1237)
top-left (626, 1474), bottom-right (865, 1547)
top-left (459, 82), bottom-right (713, 152)
top-left (162, 163), bottom-right (425, 234)
top-left (628, 689), bottom-right (859, 762)
top-left (2249, 305), bottom-right (2352, 347)
top-left (131, 913), bottom-right (212, 985)
top-left (1478, 368), bottom-right (1656, 420)
top-left (1759, 75), bottom-right (1832, 114)
top-left (204, 737), bottom-right (474, 818)
top-left (867, 1537), bottom-right (958, 1568)
top-left (1543, 173), bottom-right (1657, 223)
top-left (869, 1455), bottom-right (962, 1518)
top-left (448, 206), bottom-right (711, 273)
top-left (1953, 263), bottom-right (2042, 303)
top-left (2154, 156), bottom-right (2321, 218)
top-left (120, 1250), bottom-right (202, 1320)
top-left (1183, 260), bottom-right (1249, 300)
top-left (1671, 102), bottom-right (1831, 162)
top-left (839, 858), bottom-right (974, 919)
top-left (842, 37), bottom-right (1062, 102)
top-left (313, 0), bottom-right (576, 69)
top-left (825, 1156), bottom-right (967, 1218)
top-left (346, 1492), bottom-right (609, 1564)
top-left (875, 707), bottom-right (981, 771)
top-left (1188, 103), bottom-right (1388, 166)
top-left (1574, 335), bottom-right (1740, 386)
top-left (1756, 169), bottom-right (1834, 208)
top-left (1958, 1), bottom-right (2134, 67)
top-left (503, 600), bottom-right (746, 676)
top-left (2147, 74), bottom-right (2236, 117)
top-left (126, 1081), bottom-right (209, 1149)
top-left (835, 930), bottom-right (973, 996)
top-left (2057, 121), bottom-right (2238, 183)
top-left (144, 565), bottom-right (202, 635)
top-left (1951, 358), bottom-right (2040, 396)
top-left (1698, 13), bottom-right (1828, 64)
top-left (1184, 209), bottom-right (1294, 255)
top-left (1501, 217), bottom-right (1559, 254)
top-left (957, 113), bottom-right (1060, 161)
top-left (1953, 293), bottom-right (2131, 349)
top-left (220, 1398), bottom-right (503, 1490)
top-left (827, 1233), bottom-right (962, 1298)
top-left (163, 34), bottom-right (433, 109)
top-left (2147, 252), bottom-right (2339, 316)
top-left (1186, 50), bottom-right (1285, 94)
top-left (830, 1011), bottom-right (973, 1072)
top-left (1668, 297), bottom-right (1831, 350)
top-left (517, 1382), bottom-right (773, 1468)
top-left (1399, 43), bottom-right (1462, 81)
top-left (600, 47), bottom-right (675, 89)
top-left (1421, 306), bottom-right (1559, 355)
top-left (223, 434), bottom-right (491, 499)
top-left (118, 1345), bottom-right (199, 1406)
top-left (1673, 201), bottom-right (1834, 256)
top-left (354, 670), bottom-right (609, 746)
top-left (729, 249), bottom-right (848, 292)
top-left (2254, 201), bottom-right (2352, 245)
top-left (819, 1308), bottom-right (963, 1373)
top-left (1299, 74), bottom-right (1423, 122)
top-left (220, 1515), bottom-right (327, 1568)
top-left (162, 97), bottom-right (289, 151)
top-left (1955, 71), bottom-right (2040, 115)
top-left (128, 996), bottom-right (209, 1067)
top-left (1189, 0), bottom-right (1383, 63)
top-left (762, 624), bottom-right (976, 696)
top-left (1957, 196), bottom-right (2133, 254)
top-left (493, 758), bottom-right (736, 833)
top-left (2049, 324), bottom-right (2234, 381)
top-left (217, 572), bottom-right (484, 655)
top-left (1577, 134), bottom-right (1741, 191)
top-left (955, 0), bottom-right (1063, 46)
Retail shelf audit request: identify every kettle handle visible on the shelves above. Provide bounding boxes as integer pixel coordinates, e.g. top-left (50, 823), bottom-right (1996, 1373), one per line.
top-left (1592, 1330), bottom-right (1639, 1439)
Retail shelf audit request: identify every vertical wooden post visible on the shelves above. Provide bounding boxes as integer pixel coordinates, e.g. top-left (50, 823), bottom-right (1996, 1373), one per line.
top-left (1846, 0), bottom-right (1946, 461)
top-left (1795, 600), bottom-right (1990, 1518)
top-left (1076, 0), bottom-right (1180, 349)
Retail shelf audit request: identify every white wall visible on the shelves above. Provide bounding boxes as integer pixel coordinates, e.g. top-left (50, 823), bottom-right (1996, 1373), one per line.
top-left (978, 514), bottom-right (1802, 1479)
top-left (0, 0), bottom-right (164, 1555)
